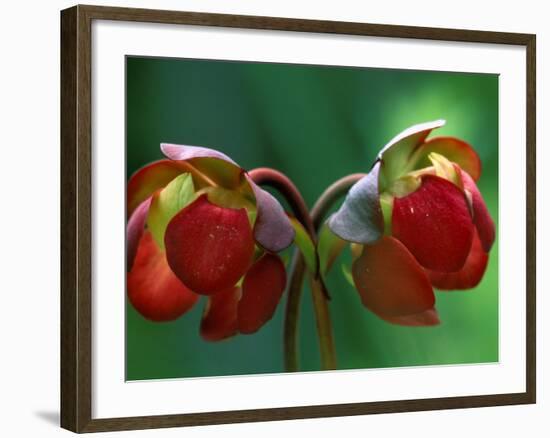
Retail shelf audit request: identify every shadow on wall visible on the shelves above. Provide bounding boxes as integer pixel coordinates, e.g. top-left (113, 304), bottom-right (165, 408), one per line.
top-left (34, 411), bottom-right (59, 427)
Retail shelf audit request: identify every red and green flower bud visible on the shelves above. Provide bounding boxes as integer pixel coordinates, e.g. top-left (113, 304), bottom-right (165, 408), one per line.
top-left (326, 120), bottom-right (495, 326)
top-left (126, 143), bottom-right (297, 340)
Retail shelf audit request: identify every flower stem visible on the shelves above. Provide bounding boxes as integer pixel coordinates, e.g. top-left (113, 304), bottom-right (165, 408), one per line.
top-left (284, 253), bottom-right (306, 372)
top-left (247, 168), bottom-right (315, 236)
top-left (310, 173), bottom-right (367, 229)
top-left (285, 173), bottom-right (367, 371)
top-left (249, 168), bottom-right (336, 371)
top-left (248, 169), bottom-right (365, 373)
top-left (309, 276), bottom-right (337, 369)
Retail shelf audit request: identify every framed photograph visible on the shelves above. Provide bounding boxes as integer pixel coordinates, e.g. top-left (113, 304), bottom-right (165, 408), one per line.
top-left (60, 4), bottom-right (536, 433)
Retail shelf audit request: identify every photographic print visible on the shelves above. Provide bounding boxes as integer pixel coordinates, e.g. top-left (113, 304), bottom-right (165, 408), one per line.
top-left (125, 56), bottom-right (499, 381)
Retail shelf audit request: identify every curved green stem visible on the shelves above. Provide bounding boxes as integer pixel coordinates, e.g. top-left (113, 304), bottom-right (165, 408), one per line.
top-left (284, 173), bottom-right (367, 371)
top-left (311, 173), bottom-right (367, 229)
top-left (283, 253), bottom-right (306, 372)
top-left (248, 168), bottom-right (315, 236)
top-left (248, 168), bottom-right (365, 372)
top-left (309, 275), bottom-right (337, 369)
top-left (248, 168), bottom-right (315, 372)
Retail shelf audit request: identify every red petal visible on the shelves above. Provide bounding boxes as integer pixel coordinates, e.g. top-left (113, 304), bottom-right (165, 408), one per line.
top-left (392, 175), bottom-right (474, 272)
top-left (200, 286), bottom-right (240, 341)
top-left (127, 197), bottom-right (151, 271)
top-left (164, 194), bottom-right (255, 294)
top-left (427, 230), bottom-right (489, 290)
top-left (127, 160), bottom-right (189, 217)
top-left (382, 308), bottom-right (440, 326)
top-left (460, 170), bottom-right (495, 252)
top-left (352, 236), bottom-right (435, 318)
top-left (414, 137), bottom-right (482, 181)
top-left (238, 254), bottom-right (287, 334)
top-left (127, 231), bottom-right (198, 322)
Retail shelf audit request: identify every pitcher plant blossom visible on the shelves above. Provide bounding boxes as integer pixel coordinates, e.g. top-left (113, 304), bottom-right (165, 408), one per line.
top-left (322, 120), bottom-right (495, 326)
top-left (126, 143), bottom-right (304, 340)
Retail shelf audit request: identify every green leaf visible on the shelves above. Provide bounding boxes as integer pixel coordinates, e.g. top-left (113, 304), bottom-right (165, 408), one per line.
top-left (318, 222), bottom-right (346, 280)
top-left (197, 185), bottom-right (257, 226)
top-left (288, 216), bottom-right (317, 275)
top-left (278, 249), bottom-right (291, 267)
top-left (379, 192), bottom-right (394, 236)
top-left (387, 174), bottom-right (421, 198)
top-left (341, 263), bottom-right (355, 287)
top-left (147, 173), bottom-right (195, 249)
top-left (378, 120), bottom-right (445, 189)
top-left (428, 152), bottom-right (462, 187)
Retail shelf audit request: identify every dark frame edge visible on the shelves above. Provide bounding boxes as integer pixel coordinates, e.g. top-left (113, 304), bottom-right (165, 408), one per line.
top-left (76, 3), bottom-right (535, 44)
top-left (81, 392), bottom-right (532, 433)
top-left (60, 4), bottom-right (537, 433)
top-left (525, 34), bottom-right (536, 404)
top-left (61, 5), bottom-right (93, 433)
top-left (60, 5), bottom-right (79, 433)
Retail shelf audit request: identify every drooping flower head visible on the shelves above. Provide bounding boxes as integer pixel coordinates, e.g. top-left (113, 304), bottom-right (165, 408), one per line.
top-left (127, 143), bottom-right (295, 340)
top-left (325, 120), bottom-right (495, 326)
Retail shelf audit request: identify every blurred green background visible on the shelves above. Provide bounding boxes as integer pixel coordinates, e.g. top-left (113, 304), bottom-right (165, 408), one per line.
top-left (126, 56), bottom-right (499, 380)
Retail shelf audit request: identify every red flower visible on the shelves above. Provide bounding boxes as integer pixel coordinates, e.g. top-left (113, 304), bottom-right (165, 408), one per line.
top-left (327, 121), bottom-right (495, 326)
top-left (127, 144), bottom-right (294, 340)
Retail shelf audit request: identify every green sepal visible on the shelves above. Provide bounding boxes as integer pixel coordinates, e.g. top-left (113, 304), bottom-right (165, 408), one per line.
top-left (318, 222), bottom-right (347, 280)
top-left (288, 216), bottom-right (317, 275)
top-left (147, 173), bottom-right (196, 249)
top-left (428, 152), bottom-right (462, 188)
top-left (341, 263), bottom-right (355, 287)
top-left (196, 185), bottom-right (257, 226)
top-left (378, 120), bottom-right (445, 190)
top-left (388, 173), bottom-right (422, 198)
top-left (379, 193), bottom-right (394, 236)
